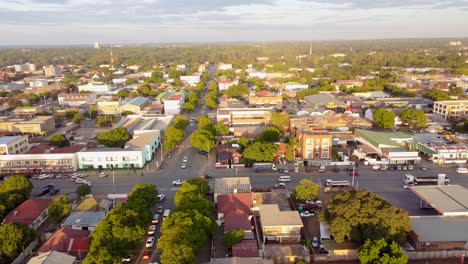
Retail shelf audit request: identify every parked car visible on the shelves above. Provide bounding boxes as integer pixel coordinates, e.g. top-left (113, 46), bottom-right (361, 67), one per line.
top-left (147, 225), bottom-right (156, 235)
top-left (372, 165), bottom-right (380, 171)
top-left (277, 168), bottom-right (285, 173)
top-left (98, 172), bottom-right (107, 178)
top-left (348, 171), bottom-right (360, 177)
top-left (122, 255), bottom-right (134, 263)
top-left (397, 165), bottom-right (402, 171)
top-left (198, 150), bottom-right (208, 156)
top-left (145, 237), bottom-right (155, 248)
top-left (49, 188), bottom-right (59, 195)
top-left (200, 174), bottom-right (213, 179)
top-left (172, 179), bottom-right (185, 186)
top-left (408, 165), bottom-right (414, 171)
top-left (312, 237), bottom-right (319, 247)
top-left (380, 165), bottom-right (388, 171)
top-left (284, 168), bottom-right (289, 173)
top-left (182, 156), bottom-right (188, 163)
top-left (157, 194), bottom-right (165, 202)
top-left (389, 165), bottom-right (396, 171)
top-left (157, 205), bottom-right (164, 214)
top-left (318, 165), bottom-right (326, 173)
top-left (165, 153), bottom-right (173, 159)
top-left (180, 162), bottom-right (187, 169)
top-left (319, 248), bottom-right (329, 254)
top-left (300, 211), bottom-right (314, 217)
top-left (402, 165), bottom-right (408, 171)
top-left (305, 166), bottom-right (312, 172)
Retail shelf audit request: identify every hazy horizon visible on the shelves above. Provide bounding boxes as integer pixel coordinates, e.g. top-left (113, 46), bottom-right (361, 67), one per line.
top-left (1, 0), bottom-right (467, 46)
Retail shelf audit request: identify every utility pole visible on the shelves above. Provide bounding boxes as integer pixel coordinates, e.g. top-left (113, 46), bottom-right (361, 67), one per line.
top-left (112, 169), bottom-right (115, 194)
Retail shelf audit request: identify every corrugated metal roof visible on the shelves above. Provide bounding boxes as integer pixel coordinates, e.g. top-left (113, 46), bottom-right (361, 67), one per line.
top-left (410, 216), bottom-right (468, 242)
top-left (259, 204), bottom-right (302, 227)
top-left (411, 185), bottom-right (468, 216)
top-left (63, 211), bottom-right (105, 227)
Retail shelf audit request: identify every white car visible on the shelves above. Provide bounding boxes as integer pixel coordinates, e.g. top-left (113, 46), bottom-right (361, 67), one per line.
top-left (312, 237), bottom-right (319, 247)
top-left (276, 183), bottom-right (286, 187)
top-left (182, 156), bottom-right (188, 163)
top-left (147, 225), bottom-right (157, 235)
top-left (98, 172), bottom-right (108, 178)
top-left (157, 194), bottom-right (165, 202)
top-left (76, 179), bottom-right (92, 186)
top-left (145, 237), bottom-right (155, 248)
top-left (172, 180), bottom-right (185, 186)
top-left (300, 211), bottom-right (314, 217)
top-left (181, 162), bottom-right (187, 169)
top-left (456, 167), bottom-right (468, 174)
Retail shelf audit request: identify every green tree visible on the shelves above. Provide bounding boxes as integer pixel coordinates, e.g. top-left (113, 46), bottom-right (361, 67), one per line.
top-left (76, 184), bottom-right (91, 197)
top-left (120, 110), bottom-right (135, 116)
top-left (190, 129), bottom-right (216, 152)
top-left (160, 245), bottom-right (197, 264)
top-left (182, 102), bottom-right (195, 112)
top-left (399, 109), bottom-right (427, 128)
top-left (127, 184), bottom-right (159, 210)
top-left (285, 148), bottom-right (295, 162)
top-left (214, 123), bottom-right (230, 136)
top-left (65, 110), bottom-right (78, 118)
top-left (196, 115), bottom-right (213, 129)
top-left (116, 89), bottom-right (129, 98)
top-left (271, 112), bottom-right (290, 131)
top-left (448, 87), bottom-right (464, 97)
top-left (173, 115), bottom-right (190, 129)
top-left (49, 134), bottom-right (70, 147)
top-left (243, 142), bottom-right (279, 162)
top-left (425, 90), bottom-right (451, 101)
top-left (373, 109), bottom-right (396, 129)
top-left (137, 84), bottom-right (152, 96)
top-left (260, 127), bottom-right (282, 142)
top-left (72, 113), bottom-right (84, 124)
top-left (208, 81), bottom-right (219, 91)
top-left (84, 107), bottom-right (98, 119)
top-left (48, 195), bottom-right (72, 223)
top-left (126, 78), bottom-right (137, 85)
top-left (97, 127), bottom-right (130, 148)
top-left (358, 239), bottom-right (408, 264)
top-left (238, 137), bottom-right (250, 148)
top-left (320, 190), bottom-right (411, 244)
top-left (292, 179), bottom-right (320, 201)
top-left (223, 229), bottom-right (245, 249)
top-left (0, 224), bottom-right (37, 263)
top-left (224, 84), bottom-right (249, 98)
top-left (0, 176), bottom-right (32, 198)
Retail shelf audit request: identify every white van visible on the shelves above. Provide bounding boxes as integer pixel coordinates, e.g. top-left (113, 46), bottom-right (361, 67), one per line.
top-left (278, 175), bottom-right (291, 182)
top-left (456, 167), bottom-right (468, 174)
top-left (163, 209), bottom-right (171, 218)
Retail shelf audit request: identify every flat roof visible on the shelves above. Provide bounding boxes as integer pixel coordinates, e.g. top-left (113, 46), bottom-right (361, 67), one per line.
top-left (355, 129), bottom-right (412, 148)
top-left (410, 185), bottom-right (468, 216)
top-left (410, 216), bottom-right (468, 242)
top-left (259, 204), bottom-right (302, 227)
top-left (0, 136), bottom-right (23, 145)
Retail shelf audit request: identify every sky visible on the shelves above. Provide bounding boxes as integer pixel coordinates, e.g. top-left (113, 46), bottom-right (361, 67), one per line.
top-left (0, 0), bottom-right (467, 45)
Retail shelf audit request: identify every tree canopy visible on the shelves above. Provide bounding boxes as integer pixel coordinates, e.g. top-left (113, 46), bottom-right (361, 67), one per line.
top-left (96, 127), bottom-right (130, 148)
top-left (400, 109), bottom-right (427, 128)
top-left (72, 113), bottom-right (84, 124)
top-left (223, 229), bottom-right (245, 249)
top-left (48, 195), bottom-right (72, 223)
top-left (320, 190), bottom-right (411, 244)
top-left (358, 239), bottom-right (408, 264)
top-left (243, 142), bottom-right (279, 162)
top-left (76, 184), bottom-right (91, 197)
top-left (224, 84), bottom-right (249, 98)
top-left (373, 109), bottom-right (396, 129)
top-left (0, 176), bottom-right (33, 220)
top-left (292, 179), bottom-right (320, 201)
top-left (190, 129), bottom-right (216, 152)
top-left (424, 90), bottom-right (451, 101)
top-left (271, 112), bottom-right (290, 131)
top-left (49, 134), bottom-right (70, 148)
top-left (214, 123), bottom-right (230, 136)
top-left (259, 127), bottom-right (283, 142)
top-left (0, 224), bottom-right (37, 264)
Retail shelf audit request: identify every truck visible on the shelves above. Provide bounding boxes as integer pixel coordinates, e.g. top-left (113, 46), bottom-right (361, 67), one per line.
top-left (253, 163), bottom-right (277, 173)
top-left (403, 174), bottom-right (450, 186)
top-left (324, 179), bottom-right (351, 187)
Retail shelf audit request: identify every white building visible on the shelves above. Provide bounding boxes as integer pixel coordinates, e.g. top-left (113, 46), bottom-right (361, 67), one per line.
top-left (78, 82), bottom-right (113, 93)
top-left (0, 136), bottom-right (30, 155)
top-left (43, 65), bottom-right (62, 76)
top-left (112, 78), bottom-right (127, 85)
top-left (77, 130), bottom-right (160, 170)
top-left (218, 79), bottom-right (239, 91)
top-left (248, 71), bottom-right (266, 79)
top-left (58, 93), bottom-right (97, 107)
top-left (14, 63), bottom-right (36, 72)
top-left (180, 75), bottom-right (201, 86)
top-left (164, 93), bottom-right (185, 115)
top-left (176, 64), bottom-right (186, 70)
top-left (433, 100), bottom-right (468, 120)
top-left (29, 79), bottom-right (49, 87)
top-left (284, 82), bottom-right (308, 91)
top-left (219, 63), bottom-right (233, 70)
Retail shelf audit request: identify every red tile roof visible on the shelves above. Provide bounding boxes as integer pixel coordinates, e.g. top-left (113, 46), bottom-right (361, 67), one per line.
top-left (38, 227), bottom-right (90, 253)
top-left (217, 193), bottom-right (253, 232)
top-left (3, 199), bottom-right (52, 226)
top-left (26, 144), bottom-right (86, 154)
top-left (168, 94), bottom-right (183, 100)
top-left (232, 239), bottom-right (259, 257)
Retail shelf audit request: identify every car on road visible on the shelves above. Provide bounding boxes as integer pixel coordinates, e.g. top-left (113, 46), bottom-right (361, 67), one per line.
top-left (181, 162), bottom-right (187, 169)
top-left (198, 150), bottom-right (208, 155)
top-left (304, 166), bottom-right (312, 172)
top-left (172, 179), bottom-right (185, 186)
top-left (182, 156), bottom-right (188, 163)
top-left (408, 165), bottom-right (414, 171)
top-left (300, 211), bottom-right (314, 217)
top-left (49, 188), bottom-right (59, 195)
top-left (284, 167), bottom-right (289, 173)
top-left (75, 179), bottom-right (91, 186)
top-left (145, 237), bottom-right (155, 248)
top-left (157, 194), bottom-right (165, 202)
top-left (165, 153), bottom-right (173, 159)
top-left (277, 168), bottom-right (285, 173)
top-left (147, 225), bottom-right (156, 235)
top-left (312, 237), bottom-right (319, 247)
top-left (200, 174), bottom-right (213, 179)
top-left (142, 251), bottom-right (151, 260)
top-left (421, 166), bottom-right (428, 171)
top-left (157, 205), bottom-right (164, 214)
top-left (276, 183), bottom-right (286, 187)
top-left (152, 214), bottom-right (160, 224)
top-left (319, 248), bottom-right (329, 254)
top-left (122, 255), bottom-right (134, 263)
top-left (98, 172), bottom-right (107, 178)
top-left (380, 165), bottom-right (388, 171)
top-left (348, 171), bottom-right (360, 177)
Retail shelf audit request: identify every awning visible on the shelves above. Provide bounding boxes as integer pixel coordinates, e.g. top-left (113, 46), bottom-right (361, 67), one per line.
top-left (389, 157), bottom-right (421, 161)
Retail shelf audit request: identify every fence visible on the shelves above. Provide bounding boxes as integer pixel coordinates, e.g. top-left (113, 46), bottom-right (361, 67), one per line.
top-left (406, 250), bottom-right (468, 260)
top-left (11, 239), bottom-right (39, 264)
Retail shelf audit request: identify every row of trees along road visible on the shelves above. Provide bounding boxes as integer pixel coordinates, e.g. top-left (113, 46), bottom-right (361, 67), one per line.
top-left (0, 176), bottom-right (36, 263)
top-left (373, 108), bottom-right (427, 129)
top-left (320, 190), bottom-right (411, 264)
top-left (190, 115), bottom-right (229, 152)
top-left (182, 72), bottom-right (209, 112)
top-left (205, 82), bottom-right (219, 109)
top-left (163, 116), bottom-right (190, 152)
top-left (83, 184), bottom-right (159, 263)
top-left (158, 178), bottom-right (216, 263)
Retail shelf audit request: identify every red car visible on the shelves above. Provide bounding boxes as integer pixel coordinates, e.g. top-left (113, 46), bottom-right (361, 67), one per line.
top-left (305, 166), bottom-right (312, 172)
top-left (348, 171), bottom-right (360, 177)
top-left (142, 250), bottom-right (151, 260)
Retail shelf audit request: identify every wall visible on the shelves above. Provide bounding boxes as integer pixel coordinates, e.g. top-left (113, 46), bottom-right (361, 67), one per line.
top-left (11, 239), bottom-right (39, 264)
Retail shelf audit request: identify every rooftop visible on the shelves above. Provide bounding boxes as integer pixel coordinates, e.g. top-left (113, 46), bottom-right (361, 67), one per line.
top-left (435, 100), bottom-right (468, 105)
top-left (28, 251), bottom-right (76, 264)
top-left (37, 227), bottom-right (90, 253)
top-left (214, 177), bottom-right (252, 196)
top-left (258, 204), bottom-right (302, 227)
top-left (123, 96), bottom-right (149, 107)
top-left (355, 129), bottom-right (412, 148)
top-left (126, 131), bottom-right (160, 149)
top-left (63, 211), bottom-right (106, 227)
top-left (410, 185), bottom-right (468, 216)
top-left (410, 216), bottom-right (468, 242)
top-left (0, 135), bottom-right (24, 145)
top-left (3, 199), bottom-right (52, 226)
top-left (26, 144), bottom-right (86, 154)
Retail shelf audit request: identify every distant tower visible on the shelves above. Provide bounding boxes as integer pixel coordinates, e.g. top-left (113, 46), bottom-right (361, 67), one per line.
top-left (93, 42), bottom-right (100, 49)
top-left (110, 46), bottom-right (114, 69)
top-left (309, 43), bottom-right (312, 56)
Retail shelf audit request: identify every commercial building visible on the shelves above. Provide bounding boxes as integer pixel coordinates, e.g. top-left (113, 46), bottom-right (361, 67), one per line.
top-left (119, 97), bottom-right (151, 114)
top-left (283, 82), bottom-right (308, 91)
top-left (258, 204), bottom-right (303, 244)
top-left (78, 82), bottom-right (113, 93)
top-left (214, 177), bottom-right (252, 203)
top-left (58, 93), bottom-right (97, 107)
top-left (298, 133), bottom-right (333, 160)
top-left (217, 107), bottom-right (273, 127)
top-left (0, 136), bottom-right (30, 155)
top-left (63, 211), bottom-right (106, 231)
top-left (331, 80), bottom-right (364, 89)
top-left (412, 134), bottom-right (468, 164)
top-left (219, 79), bottom-right (239, 91)
top-left (248, 91), bottom-right (282, 108)
top-left (433, 100), bottom-right (468, 120)
top-left (14, 106), bottom-right (44, 118)
top-left (163, 93), bottom-right (185, 115)
top-left (14, 63), bottom-right (36, 72)
top-left (410, 185), bottom-right (468, 216)
top-left (302, 94), bottom-right (347, 112)
top-left (43, 65), bottom-right (62, 76)
top-left (0, 116), bottom-right (55, 136)
top-left (290, 112), bottom-right (372, 134)
top-left (29, 79), bottom-right (49, 87)
top-left (2, 199), bottom-right (52, 230)
top-left (96, 101), bottom-right (121, 115)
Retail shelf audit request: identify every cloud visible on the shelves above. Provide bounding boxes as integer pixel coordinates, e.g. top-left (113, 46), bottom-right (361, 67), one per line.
top-left (300, 0), bottom-right (468, 9)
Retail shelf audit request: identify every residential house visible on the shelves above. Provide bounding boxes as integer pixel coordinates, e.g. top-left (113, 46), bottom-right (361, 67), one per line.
top-left (433, 100), bottom-right (468, 120)
top-left (96, 100), bottom-right (121, 115)
top-left (0, 116), bottom-right (55, 135)
top-left (180, 75), bottom-right (201, 86)
top-left (2, 199), bottom-right (52, 230)
top-left (214, 177), bottom-right (252, 203)
top-left (141, 103), bottom-right (164, 115)
top-left (219, 63), bottom-right (233, 70)
top-left (29, 79), bottom-right (49, 87)
top-left (43, 65), bottom-right (62, 76)
top-left (163, 93), bottom-right (185, 115)
top-left (331, 80), bottom-right (364, 89)
top-left (248, 71), bottom-right (267, 79)
top-left (37, 227), bottom-right (90, 257)
top-left (216, 144), bottom-right (242, 166)
top-left (78, 82), bottom-right (113, 93)
top-left (258, 204), bottom-right (303, 244)
top-left (58, 93), bottom-right (97, 107)
top-left (63, 211), bottom-right (105, 231)
top-left (219, 79), bottom-right (239, 91)
top-left (283, 82), bottom-right (308, 92)
top-left (0, 135), bottom-right (30, 155)
top-left (217, 193), bottom-right (254, 237)
top-left (74, 197), bottom-right (113, 214)
top-left (28, 251), bottom-right (76, 264)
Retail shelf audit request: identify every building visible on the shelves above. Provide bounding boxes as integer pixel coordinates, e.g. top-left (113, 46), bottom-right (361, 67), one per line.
top-left (163, 93), bottom-right (185, 115)
top-left (29, 79), bottom-right (49, 87)
top-left (217, 107), bottom-right (273, 127)
top-left (298, 133), bottom-right (332, 161)
top-left (410, 185), bottom-right (468, 216)
top-left (283, 82), bottom-right (308, 91)
top-left (219, 63), bottom-right (233, 70)
top-left (37, 227), bottom-right (90, 256)
top-left (248, 91), bottom-right (282, 108)
top-left (119, 97), bottom-right (151, 114)
top-left (217, 193), bottom-right (254, 238)
top-left (214, 177), bottom-right (252, 203)
top-left (14, 106), bottom-right (45, 118)
top-left (14, 63), bottom-right (36, 72)
top-left (33, 84), bottom-right (64, 94)
top-left (248, 71), bottom-right (266, 79)
top-left (412, 134), bottom-right (468, 164)
top-left (180, 75), bottom-right (201, 86)
top-left (290, 112), bottom-right (372, 134)
top-left (0, 116), bottom-right (55, 135)
top-left (409, 215), bottom-right (468, 251)
top-left (96, 100), bottom-right (121, 115)
top-left (219, 79), bottom-right (239, 91)
top-left (0, 136), bottom-right (30, 155)
top-left (0, 144), bottom-right (85, 174)
top-left (58, 93), bottom-right (97, 107)
top-left (43, 65), bottom-right (62, 76)
top-left (78, 82), bottom-right (113, 93)
top-left (303, 94), bottom-right (347, 112)
top-left (258, 204), bottom-right (303, 244)
top-left (28, 251), bottom-right (76, 264)
top-left (2, 199), bottom-right (52, 229)
top-left (63, 211), bottom-right (106, 231)
top-left (433, 100), bottom-right (468, 120)
top-left (331, 80), bottom-right (365, 89)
